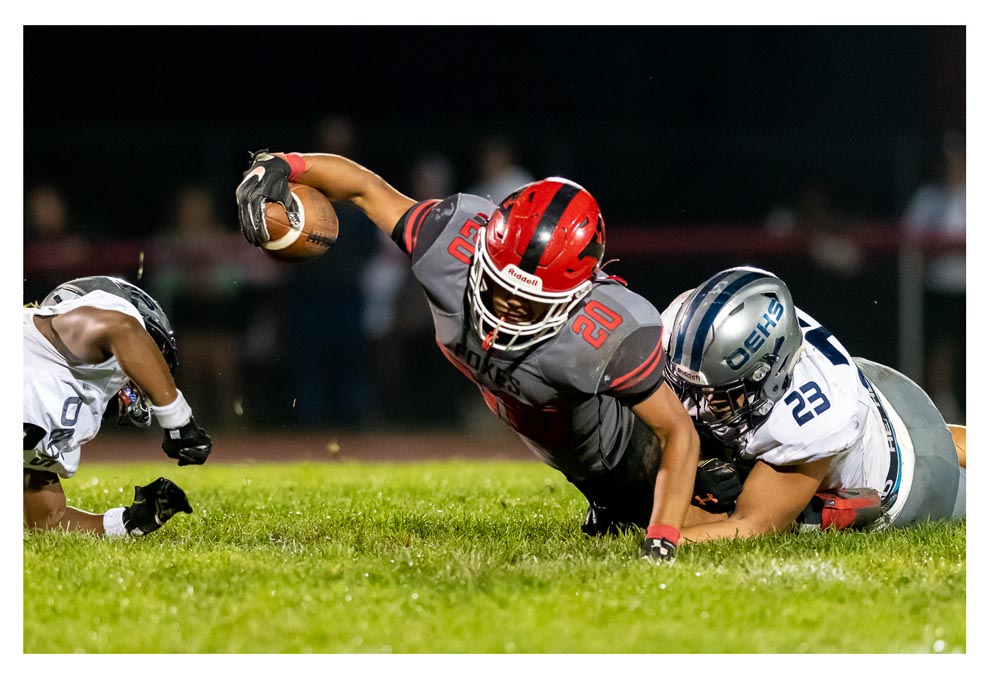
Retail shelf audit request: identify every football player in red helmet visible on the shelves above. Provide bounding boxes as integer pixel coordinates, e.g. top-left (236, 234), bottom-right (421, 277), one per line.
top-left (467, 178), bottom-right (605, 351)
top-left (237, 150), bottom-right (701, 562)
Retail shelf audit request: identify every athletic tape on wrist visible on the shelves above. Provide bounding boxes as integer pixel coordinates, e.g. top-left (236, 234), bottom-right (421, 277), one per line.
top-left (275, 152), bottom-right (306, 181)
top-left (103, 507), bottom-right (128, 537)
top-left (152, 390), bottom-right (193, 429)
top-left (646, 524), bottom-right (681, 544)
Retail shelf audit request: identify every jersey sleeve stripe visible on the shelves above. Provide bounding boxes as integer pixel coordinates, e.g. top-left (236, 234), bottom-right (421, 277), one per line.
top-left (610, 334), bottom-right (664, 391)
top-left (404, 199), bottom-right (442, 254)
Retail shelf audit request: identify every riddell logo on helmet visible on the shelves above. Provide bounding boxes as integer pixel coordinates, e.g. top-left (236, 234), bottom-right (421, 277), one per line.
top-left (672, 364), bottom-right (702, 382)
top-left (503, 265), bottom-right (543, 290)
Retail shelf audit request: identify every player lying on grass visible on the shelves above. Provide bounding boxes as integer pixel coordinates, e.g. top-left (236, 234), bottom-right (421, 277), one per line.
top-left (24, 276), bottom-right (212, 536)
top-left (662, 266), bottom-right (966, 542)
top-left (236, 150), bottom-right (701, 562)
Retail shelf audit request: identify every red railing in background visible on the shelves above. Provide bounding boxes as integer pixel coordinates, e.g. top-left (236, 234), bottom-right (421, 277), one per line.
top-left (604, 222), bottom-right (964, 257)
top-left (24, 223), bottom-right (962, 269)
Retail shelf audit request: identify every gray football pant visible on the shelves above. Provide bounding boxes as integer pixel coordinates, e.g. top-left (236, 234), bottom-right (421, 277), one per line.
top-left (854, 358), bottom-right (965, 526)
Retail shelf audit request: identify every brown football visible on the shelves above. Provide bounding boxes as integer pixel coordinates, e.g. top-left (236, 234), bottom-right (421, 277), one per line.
top-left (261, 183), bottom-right (338, 262)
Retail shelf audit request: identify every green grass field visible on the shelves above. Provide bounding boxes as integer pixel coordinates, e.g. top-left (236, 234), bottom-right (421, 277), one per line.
top-left (23, 460), bottom-right (965, 654)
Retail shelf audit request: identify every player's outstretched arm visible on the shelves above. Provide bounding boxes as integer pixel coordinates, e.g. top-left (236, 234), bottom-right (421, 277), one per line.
top-left (23, 470), bottom-right (192, 536)
top-left (235, 150), bottom-right (416, 245)
top-left (680, 458), bottom-right (828, 542)
top-left (291, 153), bottom-right (416, 234)
top-left (633, 382), bottom-right (701, 562)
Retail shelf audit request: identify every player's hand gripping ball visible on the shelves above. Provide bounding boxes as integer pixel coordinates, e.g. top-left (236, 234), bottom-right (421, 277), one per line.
top-left (261, 183), bottom-right (339, 262)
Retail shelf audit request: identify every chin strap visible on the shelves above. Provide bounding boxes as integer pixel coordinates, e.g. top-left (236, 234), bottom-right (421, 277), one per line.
top-left (482, 316), bottom-right (506, 352)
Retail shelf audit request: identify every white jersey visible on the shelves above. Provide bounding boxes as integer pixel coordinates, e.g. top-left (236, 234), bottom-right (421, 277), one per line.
top-left (743, 309), bottom-right (897, 496)
top-left (23, 290), bottom-right (145, 478)
top-left (661, 297), bottom-right (903, 503)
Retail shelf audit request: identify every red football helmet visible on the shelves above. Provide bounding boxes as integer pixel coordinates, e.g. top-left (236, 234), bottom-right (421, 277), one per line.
top-left (468, 177), bottom-right (605, 350)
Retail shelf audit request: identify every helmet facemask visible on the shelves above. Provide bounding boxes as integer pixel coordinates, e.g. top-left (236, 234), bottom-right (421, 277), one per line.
top-left (468, 226), bottom-right (593, 351)
top-left (665, 358), bottom-right (781, 443)
top-left (104, 381), bottom-right (153, 428)
top-left (465, 177), bottom-right (605, 352)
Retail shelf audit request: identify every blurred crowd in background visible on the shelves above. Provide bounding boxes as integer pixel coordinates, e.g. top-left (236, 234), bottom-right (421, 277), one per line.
top-left (22, 27), bottom-right (967, 435)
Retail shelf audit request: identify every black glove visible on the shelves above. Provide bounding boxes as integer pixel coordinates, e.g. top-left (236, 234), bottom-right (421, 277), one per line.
top-left (162, 416), bottom-right (212, 466)
top-left (235, 149), bottom-right (296, 246)
top-left (640, 524), bottom-right (679, 563)
top-left (692, 458), bottom-right (743, 513)
top-left (122, 477), bottom-right (193, 536)
top-left (580, 503), bottom-right (638, 537)
top-left (641, 536), bottom-right (677, 563)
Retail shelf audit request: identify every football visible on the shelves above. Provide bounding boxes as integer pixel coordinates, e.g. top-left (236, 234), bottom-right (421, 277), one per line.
top-left (261, 183), bottom-right (338, 262)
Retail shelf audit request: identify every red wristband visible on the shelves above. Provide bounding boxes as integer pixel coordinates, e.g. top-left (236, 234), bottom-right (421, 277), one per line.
top-left (646, 524), bottom-right (680, 544)
top-left (275, 152), bottom-right (306, 181)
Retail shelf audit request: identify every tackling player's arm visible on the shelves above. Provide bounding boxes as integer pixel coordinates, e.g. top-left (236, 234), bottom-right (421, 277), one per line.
top-left (236, 150), bottom-right (416, 244)
top-left (680, 458), bottom-right (829, 542)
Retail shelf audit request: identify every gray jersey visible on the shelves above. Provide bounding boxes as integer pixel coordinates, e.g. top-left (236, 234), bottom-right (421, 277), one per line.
top-left (392, 195), bottom-right (666, 479)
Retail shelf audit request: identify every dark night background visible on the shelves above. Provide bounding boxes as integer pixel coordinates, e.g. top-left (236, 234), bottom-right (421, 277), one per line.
top-left (25, 26), bottom-right (963, 226)
top-left (22, 25), bottom-right (967, 432)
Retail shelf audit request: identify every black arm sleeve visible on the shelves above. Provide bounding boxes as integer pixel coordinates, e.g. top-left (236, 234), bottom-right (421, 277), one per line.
top-left (601, 325), bottom-right (666, 406)
top-left (391, 198), bottom-right (445, 258)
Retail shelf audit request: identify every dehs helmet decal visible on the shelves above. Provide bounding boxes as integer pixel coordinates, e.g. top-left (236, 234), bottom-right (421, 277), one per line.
top-left (722, 300), bottom-right (786, 370)
top-left (663, 266), bottom-right (803, 444)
